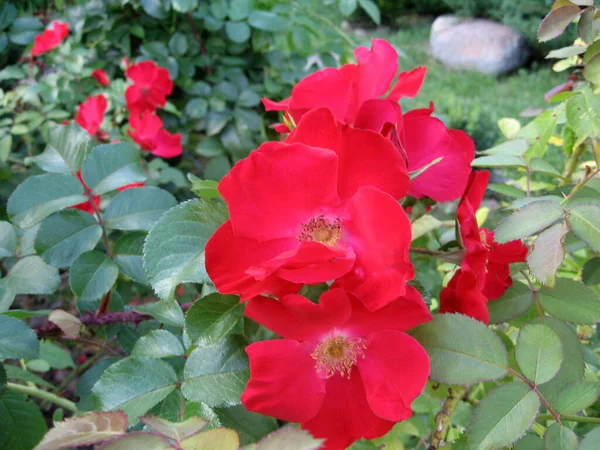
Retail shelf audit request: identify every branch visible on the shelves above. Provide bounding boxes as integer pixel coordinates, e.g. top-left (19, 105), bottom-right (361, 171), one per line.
top-left (428, 386), bottom-right (467, 450)
top-left (508, 368), bottom-right (561, 424)
top-left (7, 382), bottom-right (78, 413)
top-left (537, 413), bottom-right (600, 424)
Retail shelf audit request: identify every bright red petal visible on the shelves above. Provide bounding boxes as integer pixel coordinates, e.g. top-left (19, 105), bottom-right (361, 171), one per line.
top-left (439, 269), bottom-right (489, 324)
top-left (303, 368), bottom-right (394, 450)
top-left (242, 339), bottom-right (326, 423)
top-left (262, 97), bottom-right (290, 111)
top-left (336, 187), bottom-right (413, 311)
top-left (245, 289), bottom-right (352, 341)
top-left (358, 330), bottom-right (429, 422)
top-left (92, 69), bottom-right (110, 87)
top-left (219, 142), bottom-right (341, 241)
top-left (387, 66), bottom-right (427, 101)
top-left (151, 129), bottom-right (182, 158)
top-left (404, 115), bottom-right (474, 202)
top-left (205, 220), bottom-right (302, 301)
top-left (128, 113), bottom-right (162, 150)
top-left (31, 21), bottom-right (69, 56)
top-left (75, 95), bottom-right (107, 136)
top-left (354, 99), bottom-right (402, 134)
top-left (342, 286), bottom-right (431, 336)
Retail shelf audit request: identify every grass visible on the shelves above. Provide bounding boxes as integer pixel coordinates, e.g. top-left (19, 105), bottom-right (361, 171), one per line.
top-left (373, 23), bottom-right (565, 150)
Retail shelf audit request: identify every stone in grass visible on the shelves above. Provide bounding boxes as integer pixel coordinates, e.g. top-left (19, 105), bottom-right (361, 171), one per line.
top-left (430, 16), bottom-right (530, 76)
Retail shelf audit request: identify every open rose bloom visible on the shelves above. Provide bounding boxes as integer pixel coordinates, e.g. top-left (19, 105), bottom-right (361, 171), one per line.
top-left (31, 21), bottom-right (69, 57)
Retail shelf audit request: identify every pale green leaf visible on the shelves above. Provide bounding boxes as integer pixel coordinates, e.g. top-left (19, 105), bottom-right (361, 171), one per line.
top-left (515, 324), bottom-right (563, 385)
top-left (543, 423), bottom-right (578, 450)
top-left (537, 278), bottom-right (600, 324)
top-left (0, 315), bottom-right (39, 361)
top-left (579, 427), bottom-right (600, 450)
top-left (495, 200), bottom-right (565, 243)
top-left (255, 426), bottom-right (324, 450)
top-left (567, 203), bottom-right (600, 252)
top-left (104, 187), bottom-right (177, 231)
top-left (471, 154), bottom-right (527, 168)
top-left (0, 221), bottom-right (17, 258)
top-left (28, 122), bottom-right (92, 173)
top-left (526, 221), bottom-right (568, 287)
top-left (411, 215), bottom-right (442, 241)
top-left (556, 382), bottom-right (599, 414)
top-left (480, 138), bottom-right (529, 155)
top-left (3, 255), bottom-right (60, 295)
top-left (566, 89), bottom-right (600, 144)
top-left (98, 432), bottom-right (173, 450)
top-left (140, 415), bottom-right (208, 441)
top-left (181, 428), bottom-right (239, 450)
top-left (133, 301), bottom-right (184, 327)
top-left (131, 330), bottom-right (184, 358)
top-left (517, 109), bottom-right (560, 160)
top-left (113, 231), bottom-right (148, 284)
top-left (488, 281), bottom-right (533, 324)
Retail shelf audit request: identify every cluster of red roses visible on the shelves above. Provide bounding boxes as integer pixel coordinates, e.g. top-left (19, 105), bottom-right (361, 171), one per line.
top-left (204, 39), bottom-right (528, 449)
top-left (30, 20), bottom-right (183, 213)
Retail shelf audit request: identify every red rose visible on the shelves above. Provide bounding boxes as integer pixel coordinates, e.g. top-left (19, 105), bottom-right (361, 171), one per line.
top-left (206, 108), bottom-right (411, 311)
top-left (125, 61), bottom-right (173, 116)
top-left (75, 95), bottom-right (107, 136)
top-left (242, 288), bottom-right (431, 450)
top-left (439, 171), bottom-right (528, 323)
top-left (128, 112), bottom-right (182, 158)
top-left (31, 21), bottom-right (69, 57)
top-left (92, 69), bottom-right (110, 87)
top-left (70, 172), bottom-right (100, 215)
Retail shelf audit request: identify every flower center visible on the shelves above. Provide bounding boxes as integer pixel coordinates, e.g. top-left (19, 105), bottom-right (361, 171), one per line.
top-left (141, 86), bottom-right (150, 96)
top-left (311, 335), bottom-right (366, 378)
top-left (298, 215), bottom-right (341, 247)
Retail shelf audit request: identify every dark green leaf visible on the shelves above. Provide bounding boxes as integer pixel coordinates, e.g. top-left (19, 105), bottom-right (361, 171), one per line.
top-left (248, 11), bottom-right (286, 32)
top-left (214, 405), bottom-right (278, 445)
top-left (114, 231), bottom-right (149, 284)
top-left (488, 281), bottom-right (533, 324)
top-left (556, 382), bottom-right (599, 414)
top-left (131, 330), bottom-right (184, 358)
top-left (185, 98), bottom-right (208, 119)
top-left (31, 122), bottom-right (93, 173)
top-left (143, 199), bottom-right (228, 300)
top-left (81, 143), bottom-right (146, 195)
top-left (410, 314), bottom-right (508, 385)
top-left (0, 392), bottom-right (47, 450)
top-left (3, 256), bottom-right (60, 295)
top-left (39, 340), bottom-right (75, 369)
top-left (172, 0), bottom-right (198, 13)
top-left (0, 365), bottom-right (5, 397)
top-left (104, 187), bottom-right (177, 231)
top-left (70, 251), bottom-right (119, 303)
top-left (579, 427), bottom-right (600, 450)
top-left (7, 173), bottom-right (87, 228)
top-left (133, 301), bottom-right (184, 327)
top-left (185, 293), bottom-right (244, 347)
top-left (515, 324), bottom-right (563, 385)
top-left (0, 2), bottom-right (17, 30)
top-left (140, 0), bottom-right (170, 19)
top-left (468, 382), bottom-right (539, 450)
top-left (578, 7), bottom-right (595, 43)
top-left (237, 89), bottom-right (260, 108)
top-left (566, 203), bottom-right (600, 252)
top-left (358, 0), bottom-right (380, 25)
top-left (229, 0), bottom-right (250, 21)
top-left (543, 423), bottom-right (578, 450)
top-left (4, 365), bottom-right (53, 388)
top-left (513, 434), bottom-right (545, 450)
top-left (225, 21), bottom-right (251, 43)
top-left (495, 200), bottom-right (565, 243)
top-left (0, 315), bottom-right (39, 361)
top-left (537, 278), bottom-right (600, 324)
top-left (0, 221), bottom-right (17, 259)
top-left (92, 357), bottom-right (178, 423)
top-left (582, 257), bottom-right (600, 285)
top-left (35, 210), bottom-right (103, 268)
top-left (181, 337), bottom-right (249, 407)
top-left (339, 0), bottom-right (358, 16)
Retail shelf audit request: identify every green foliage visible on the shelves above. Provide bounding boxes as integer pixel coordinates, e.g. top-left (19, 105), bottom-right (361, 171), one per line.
top-left (515, 324), bottom-right (562, 385)
top-left (0, 392), bottom-right (47, 450)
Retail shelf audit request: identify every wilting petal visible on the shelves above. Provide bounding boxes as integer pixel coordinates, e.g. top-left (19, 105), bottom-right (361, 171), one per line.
top-left (337, 187), bottom-right (413, 311)
top-left (205, 220), bottom-right (302, 301)
top-left (303, 368), bottom-right (394, 450)
top-left (358, 330), bottom-right (429, 422)
top-left (343, 286), bottom-right (431, 336)
top-left (245, 289), bottom-right (352, 341)
top-left (219, 142), bottom-right (341, 241)
top-left (242, 339), bottom-right (326, 423)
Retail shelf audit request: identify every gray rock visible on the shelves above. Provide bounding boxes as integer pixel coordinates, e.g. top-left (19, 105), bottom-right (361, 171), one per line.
top-left (430, 15), bottom-right (530, 76)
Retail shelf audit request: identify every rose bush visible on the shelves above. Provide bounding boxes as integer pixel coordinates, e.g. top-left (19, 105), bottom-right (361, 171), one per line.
top-left (1, 1), bottom-right (600, 450)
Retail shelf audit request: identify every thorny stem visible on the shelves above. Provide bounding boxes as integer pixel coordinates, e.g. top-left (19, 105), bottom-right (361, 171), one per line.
top-left (560, 143), bottom-right (586, 185)
top-left (519, 270), bottom-right (543, 319)
top-left (508, 368), bottom-right (562, 424)
top-left (7, 382), bottom-right (79, 414)
top-left (560, 166), bottom-right (600, 206)
top-left (537, 413), bottom-right (600, 424)
top-left (428, 386), bottom-right (467, 450)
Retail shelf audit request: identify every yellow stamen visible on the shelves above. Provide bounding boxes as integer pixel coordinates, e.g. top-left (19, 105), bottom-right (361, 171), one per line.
top-left (298, 215), bottom-right (341, 247)
top-left (311, 335), bottom-right (366, 379)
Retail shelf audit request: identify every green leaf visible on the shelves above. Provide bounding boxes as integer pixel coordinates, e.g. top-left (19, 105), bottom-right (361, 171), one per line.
top-left (471, 154), bottom-right (526, 168)
top-left (566, 89), bottom-right (600, 144)
top-left (29, 122), bottom-right (93, 173)
top-left (225, 21), bottom-right (251, 43)
top-left (340, 0), bottom-right (358, 16)
top-left (467, 382), bottom-right (540, 450)
top-left (530, 158), bottom-right (562, 178)
top-left (529, 317), bottom-right (585, 408)
top-left (410, 314), bottom-right (508, 385)
top-left (131, 330), bottom-right (184, 358)
top-left (556, 382), bottom-right (600, 414)
top-left (3, 256), bottom-right (60, 295)
top-left (248, 11), bottom-right (286, 32)
top-left (70, 251), bottom-right (119, 304)
top-left (0, 2), bottom-right (17, 30)
top-left (579, 427), bottom-right (600, 450)
top-left (114, 231), bottom-right (149, 284)
top-left (172, 0), bottom-right (198, 13)
top-left (104, 187), bottom-right (177, 231)
top-left (488, 281), bottom-right (533, 324)
top-left (81, 143), bottom-right (146, 195)
top-left (537, 278), bottom-right (600, 324)
top-left (214, 405), bottom-right (278, 445)
top-left (0, 365), bottom-right (5, 397)
top-left (480, 138), bottom-right (529, 156)
top-left (515, 324), bottom-right (563, 385)
top-left (188, 175), bottom-right (220, 199)
top-left (185, 293), bottom-right (244, 347)
top-left (140, 0), bottom-right (170, 19)
top-left (39, 340), bottom-right (75, 369)
top-left (34, 411), bottom-right (128, 450)
top-left (526, 221), bottom-right (568, 287)
top-left (181, 336), bottom-right (249, 407)
top-left (181, 428), bottom-right (240, 450)
top-left (517, 109), bottom-right (560, 160)
top-left (185, 98), bottom-right (208, 119)
top-left (7, 173), bottom-right (87, 228)
top-left (253, 426), bottom-right (324, 450)
top-left (143, 199), bottom-right (228, 300)
top-left (92, 357), bottom-right (178, 423)
top-left (582, 257), bottom-right (600, 285)
top-left (514, 434), bottom-right (545, 450)
top-left (537, 4), bottom-right (583, 42)
top-left (358, 0), bottom-right (380, 24)
top-left (237, 89), bottom-right (261, 108)
top-left (0, 221), bottom-right (17, 258)
top-left (494, 200), bottom-right (565, 243)
top-left (0, 134), bottom-right (11, 163)
top-left (543, 423), bottom-right (578, 450)
top-left (35, 210), bottom-right (102, 268)
top-left (133, 301), bottom-right (184, 327)
top-left (488, 183), bottom-right (526, 198)
top-left (411, 215), bottom-right (442, 241)
top-left (98, 432), bottom-right (173, 450)
top-left (566, 203), bottom-right (600, 252)
top-left (546, 46), bottom-right (587, 59)
top-left (0, 315), bottom-right (39, 361)
top-left (0, 392), bottom-right (47, 450)
top-left (228, 0), bottom-right (249, 21)
top-left (4, 365), bottom-right (53, 388)
top-left (140, 415), bottom-right (208, 441)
